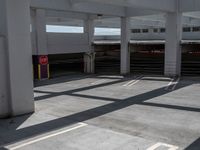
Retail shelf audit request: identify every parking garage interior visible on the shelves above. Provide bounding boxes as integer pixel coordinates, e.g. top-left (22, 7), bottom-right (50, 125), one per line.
top-left (48, 53), bottom-right (84, 78)
top-left (0, 0), bottom-right (200, 150)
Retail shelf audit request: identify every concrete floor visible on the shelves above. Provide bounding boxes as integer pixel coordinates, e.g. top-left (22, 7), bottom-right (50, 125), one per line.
top-left (0, 74), bottom-right (200, 150)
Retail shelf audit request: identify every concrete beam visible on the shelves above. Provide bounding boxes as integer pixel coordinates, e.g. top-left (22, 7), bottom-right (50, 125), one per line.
top-left (74, 0), bottom-right (176, 12)
top-left (31, 0), bottom-right (125, 16)
top-left (180, 0), bottom-right (200, 12)
top-left (126, 8), bottom-right (162, 17)
top-left (46, 10), bottom-right (88, 20)
top-left (32, 0), bottom-right (200, 18)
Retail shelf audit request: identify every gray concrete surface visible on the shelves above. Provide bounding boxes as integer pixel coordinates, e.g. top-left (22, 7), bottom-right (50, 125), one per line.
top-left (0, 74), bottom-right (200, 150)
top-left (0, 0), bottom-right (34, 117)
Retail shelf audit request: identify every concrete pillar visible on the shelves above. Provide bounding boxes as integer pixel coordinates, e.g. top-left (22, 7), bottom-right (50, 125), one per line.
top-left (32, 9), bottom-right (49, 79)
top-left (35, 9), bottom-right (48, 55)
top-left (121, 17), bottom-right (131, 75)
top-left (0, 37), bottom-right (9, 118)
top-left (84, 52), bottom-right (95, 73)
top-left (0, 0), bottom-right (34, 117)
top-left (84, 19), bottom-right (95, 73)
top-left (165, 10), bottom-right (182, 76)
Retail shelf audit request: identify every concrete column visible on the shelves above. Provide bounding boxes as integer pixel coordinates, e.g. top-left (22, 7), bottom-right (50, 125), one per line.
top-left (0, 0), bottom-right (34, 117)
top-left (84, 52), bottom-right (95, 73)
top-left (35, 9), bottom-right (47, 55)
top-left (121, 17), bottom-right (131, 75)
top-left (165, 10), bottom-right (182, 76)
top-left (84, 19), bottom-right (95, 73)
top-left (32, 9), bottom-right (49, 79)
top-left (0, 37), bottom-right (9, 118)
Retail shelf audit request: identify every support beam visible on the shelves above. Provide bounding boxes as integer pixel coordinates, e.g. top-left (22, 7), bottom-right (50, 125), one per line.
top-left (46, 10), bottom-right (88, 20)
top-left (180, 0), bottom-right (200, 12)
top-left (31, 0), bottom-right (125, 17)
top-left (74, 0), bottom-right (176, 12)
top-left (0, 0), bottom-right (34, 117)
top-left (126, 8), bottom-right (160, 17)
top-left (165, 11), bottom-right (182, 76)
top-left (32, 9), bottom-right (49, 80)
top-left (121, 17), bottom-right (131, 75)
top-left (84, 19), bottom-right (95, 73)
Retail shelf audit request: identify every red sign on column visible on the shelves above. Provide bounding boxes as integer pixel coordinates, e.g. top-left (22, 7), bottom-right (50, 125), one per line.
top-left (39, 55), bottom-right (48, 65)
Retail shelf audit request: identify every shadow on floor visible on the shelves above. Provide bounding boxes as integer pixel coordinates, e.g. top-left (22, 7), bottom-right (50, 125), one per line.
top-left (0, 76), bottom-right (198, 148)
top-left (0, 148), bottom-right (8, 150)
top-left (34, 73), bottom-right (93, 87)
top-left (185, 137), bottom-right (200, 150)
top-left (34, 76), bottom-right (131, 101)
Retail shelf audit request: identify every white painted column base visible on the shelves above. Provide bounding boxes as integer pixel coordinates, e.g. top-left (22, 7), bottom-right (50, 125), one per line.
top-left (84, 52), bottom-right (95, 74)
top-left (165, 60), bottom-right (181, 77)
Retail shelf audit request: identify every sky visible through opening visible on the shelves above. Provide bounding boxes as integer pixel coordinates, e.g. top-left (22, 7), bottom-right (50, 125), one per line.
top-left (46, 25), bottom-right (120, 36)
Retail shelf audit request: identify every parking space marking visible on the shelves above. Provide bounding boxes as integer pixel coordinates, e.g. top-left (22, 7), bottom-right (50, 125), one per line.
top-left (142, 76), bottom-right (172, 81)
top-left (147, 142), bottom-right (179, 150)
top-left (165, 77), bottom-right (180, 91)
top-left (7, 123), bottom-right (88, 150)
top-left (66, 75), bottom-right (93, 82)
top-left (122, 76), bottom-right (143, 87)
top-left (91, 79), bottom-right (108, 85)
top-left (165, 78), bottom-right (174, 90)
top-left (171, 77), bottom-right (180, 90)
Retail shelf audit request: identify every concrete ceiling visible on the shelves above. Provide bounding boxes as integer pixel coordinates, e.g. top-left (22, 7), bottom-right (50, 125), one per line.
top-left (31, 0), bottom-right (200, 28)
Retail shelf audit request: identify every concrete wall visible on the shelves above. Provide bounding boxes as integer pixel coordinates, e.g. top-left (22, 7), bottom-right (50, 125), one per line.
top-left (33, 33), bottom-right (90, 54)
top-left (31, 31), bottom-right (200, 55)
top-left (0, 37), bottom-right (9, 117)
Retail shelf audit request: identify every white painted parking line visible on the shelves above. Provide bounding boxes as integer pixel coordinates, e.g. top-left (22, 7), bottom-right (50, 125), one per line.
top-left (98, 75), bottom-right (124, 79)
top-left (165, 77), bottom-right (180, 91)
top-left (142, 76), bottom-right (171, 81)
top-left (67, 75), bottom-right (92, 81)
top-left (7, 123), bottom-right (88, 150)
top-left (165, 78), bottom-right (174, 90)
top-left (147, 142), bottom-right (179, 150)
top-left (122, 76), bottom-right (143, 87)
top-left (91, 79), bottom-right (107, 85)
top-left (171, 77), bottom-right (180, 90)
top-left (122, 80), bottom-right (135, 87)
